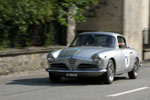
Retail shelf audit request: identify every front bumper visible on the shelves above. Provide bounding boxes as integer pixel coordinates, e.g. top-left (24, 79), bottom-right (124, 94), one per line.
top-left (46, 68), bottom-right (107, 77)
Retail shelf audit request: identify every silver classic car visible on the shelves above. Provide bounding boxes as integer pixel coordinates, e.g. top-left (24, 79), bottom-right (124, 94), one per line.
top-left (46, 32), bottom-right (141, 84)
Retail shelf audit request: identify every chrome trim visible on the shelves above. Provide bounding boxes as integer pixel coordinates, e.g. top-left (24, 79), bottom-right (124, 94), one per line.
top-left (46, 68), bottom-right (107, 73)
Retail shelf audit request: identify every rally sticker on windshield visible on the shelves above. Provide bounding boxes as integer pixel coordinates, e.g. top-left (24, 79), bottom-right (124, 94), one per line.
top-left (123, 51), bottom-right (130, 67)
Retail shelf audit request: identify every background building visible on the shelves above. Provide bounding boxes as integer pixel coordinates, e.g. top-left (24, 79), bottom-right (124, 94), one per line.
top-left (77, 0), bottom-right (150, 60)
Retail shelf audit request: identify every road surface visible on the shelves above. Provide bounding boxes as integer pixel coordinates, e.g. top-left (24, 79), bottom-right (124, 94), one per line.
top-left (0, 62), bottom-right (150, 100)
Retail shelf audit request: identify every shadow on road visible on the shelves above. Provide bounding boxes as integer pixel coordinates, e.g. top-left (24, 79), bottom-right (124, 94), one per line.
top-left (142, 59), bottom-right (150, 67)
top-left (5, 76), bottom-right (129, 87)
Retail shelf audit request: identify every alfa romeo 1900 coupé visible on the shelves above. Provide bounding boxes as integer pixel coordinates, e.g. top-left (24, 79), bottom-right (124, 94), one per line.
top-left (46, 32), bottom-right (141, 84)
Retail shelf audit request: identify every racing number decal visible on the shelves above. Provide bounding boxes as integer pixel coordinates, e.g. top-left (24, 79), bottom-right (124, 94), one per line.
top-left (123, 51), bottom-right (130, 67)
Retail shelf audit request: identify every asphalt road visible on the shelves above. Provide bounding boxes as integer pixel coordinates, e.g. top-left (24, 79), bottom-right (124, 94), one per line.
top-left (0, 63), bottom-right (150, 100)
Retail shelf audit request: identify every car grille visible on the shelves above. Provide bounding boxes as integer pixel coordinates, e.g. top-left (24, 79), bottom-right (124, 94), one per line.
top-left (69, 58), bottom-right (76, 66)
top-left (51, 63), bottom-right (69, 70)
top-left (78, 64), bottom-right (98, 70)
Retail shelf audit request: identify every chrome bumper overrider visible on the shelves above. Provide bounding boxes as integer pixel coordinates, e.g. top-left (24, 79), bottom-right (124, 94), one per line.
top-left (140, 63), bottom-right (142, 67)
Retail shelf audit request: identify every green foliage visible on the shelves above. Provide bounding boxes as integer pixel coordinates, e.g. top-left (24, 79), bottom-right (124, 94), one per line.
top-left (0, 0), bottom-right (54, 48)
top-left (55, 0), bottom-right (98, 25)
top-left (0, 0), bottom-right (99, 49)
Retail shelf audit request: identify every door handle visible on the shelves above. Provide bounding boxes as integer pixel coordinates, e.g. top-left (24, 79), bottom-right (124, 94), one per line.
top-left (130, 52), bottom-right (133, 54)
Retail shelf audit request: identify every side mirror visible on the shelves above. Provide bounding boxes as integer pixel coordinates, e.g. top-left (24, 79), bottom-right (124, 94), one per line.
top-left (119, 43), bottom-right (126, 48)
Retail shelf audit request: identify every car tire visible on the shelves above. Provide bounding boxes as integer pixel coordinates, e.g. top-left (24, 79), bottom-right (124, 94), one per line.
top-left (49, 73), bottom-right (61, 83)
top-left (128, 59), bottom-right (139, 79)
top-left (102, 60), bottom-right (115, 84)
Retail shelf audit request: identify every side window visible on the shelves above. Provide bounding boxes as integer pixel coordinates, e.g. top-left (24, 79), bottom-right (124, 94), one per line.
top-left (117, 36), bottom-right (127, 48)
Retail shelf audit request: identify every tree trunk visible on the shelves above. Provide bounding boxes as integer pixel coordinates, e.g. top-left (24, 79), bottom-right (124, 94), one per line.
top-left (66, 6), bottom-right (77, 46)
top-left (66, 15), bottom-right (76, 46)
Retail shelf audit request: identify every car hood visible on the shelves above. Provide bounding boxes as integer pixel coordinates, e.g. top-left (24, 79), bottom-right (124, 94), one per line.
top-left (58, 46), bottom-right (114, 59)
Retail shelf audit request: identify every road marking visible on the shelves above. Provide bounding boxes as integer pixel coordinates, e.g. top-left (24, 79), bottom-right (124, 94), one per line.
top-left (107, 87), bottom-right (149, 97)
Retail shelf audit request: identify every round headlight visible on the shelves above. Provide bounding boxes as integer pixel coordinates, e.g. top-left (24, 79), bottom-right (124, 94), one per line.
top-left (92, 54), bottom-right (101, 63)
top-left (47, 54), bottom-right (55, 63)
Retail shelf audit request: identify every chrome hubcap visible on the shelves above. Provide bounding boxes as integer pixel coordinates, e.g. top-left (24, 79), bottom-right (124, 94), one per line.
top-left (134, 64), bottom-right (139, 76)
top-left (108, 63), bottom-right (114, 81)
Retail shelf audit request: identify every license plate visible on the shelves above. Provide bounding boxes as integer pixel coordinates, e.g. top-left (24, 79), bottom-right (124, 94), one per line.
top-left (66, 73), bottom-right (78, 77)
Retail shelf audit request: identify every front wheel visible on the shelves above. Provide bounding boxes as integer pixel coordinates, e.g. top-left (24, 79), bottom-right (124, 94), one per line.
top-left (128, 59), bottom-right (139, 79)
top-left (102, 60), bottom-right (115, 84)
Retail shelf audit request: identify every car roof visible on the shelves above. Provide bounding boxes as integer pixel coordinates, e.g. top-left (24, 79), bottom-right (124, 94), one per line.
top-left (79, 32), bottom-right (124, 37)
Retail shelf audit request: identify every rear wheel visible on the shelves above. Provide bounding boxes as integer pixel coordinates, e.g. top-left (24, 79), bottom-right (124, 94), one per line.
top-left (102, 60), bottom-right (115, 84)
top-left (128, 59), bottom-right (139, 79)
top-left (49, 73), bottom-right (61, 83)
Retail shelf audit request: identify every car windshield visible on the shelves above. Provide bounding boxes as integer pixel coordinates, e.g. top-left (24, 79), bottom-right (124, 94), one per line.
top-left (70, 34), bottom-right (116, 48)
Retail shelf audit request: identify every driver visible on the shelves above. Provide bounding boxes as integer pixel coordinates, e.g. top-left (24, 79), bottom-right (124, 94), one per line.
top-left (106, 36), bottom-right (116, 48)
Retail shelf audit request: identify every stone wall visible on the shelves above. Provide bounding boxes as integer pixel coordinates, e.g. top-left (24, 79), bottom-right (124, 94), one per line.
top-left (0, 53), bottom-right (48, 75)
top-left (0, 46), bottom-right (65, 75)
top-left (77, 0), bottom-right (123, 33)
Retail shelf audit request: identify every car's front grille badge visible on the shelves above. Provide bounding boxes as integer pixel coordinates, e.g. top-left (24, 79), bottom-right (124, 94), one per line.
top-left (69, 58), bottom-right (76, 66)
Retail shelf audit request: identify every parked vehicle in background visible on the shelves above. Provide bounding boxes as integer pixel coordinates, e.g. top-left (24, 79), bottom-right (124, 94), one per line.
top-left (46, 32), bottom-right (141, 84)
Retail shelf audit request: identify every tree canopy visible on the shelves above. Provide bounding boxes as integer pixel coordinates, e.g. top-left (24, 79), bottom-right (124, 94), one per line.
top-left (0, 0), bottom-right (54, 48)
top-left (0, 0), bottom-right (98, 49)
top-left (55, 0), bottom-right (98, 25)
